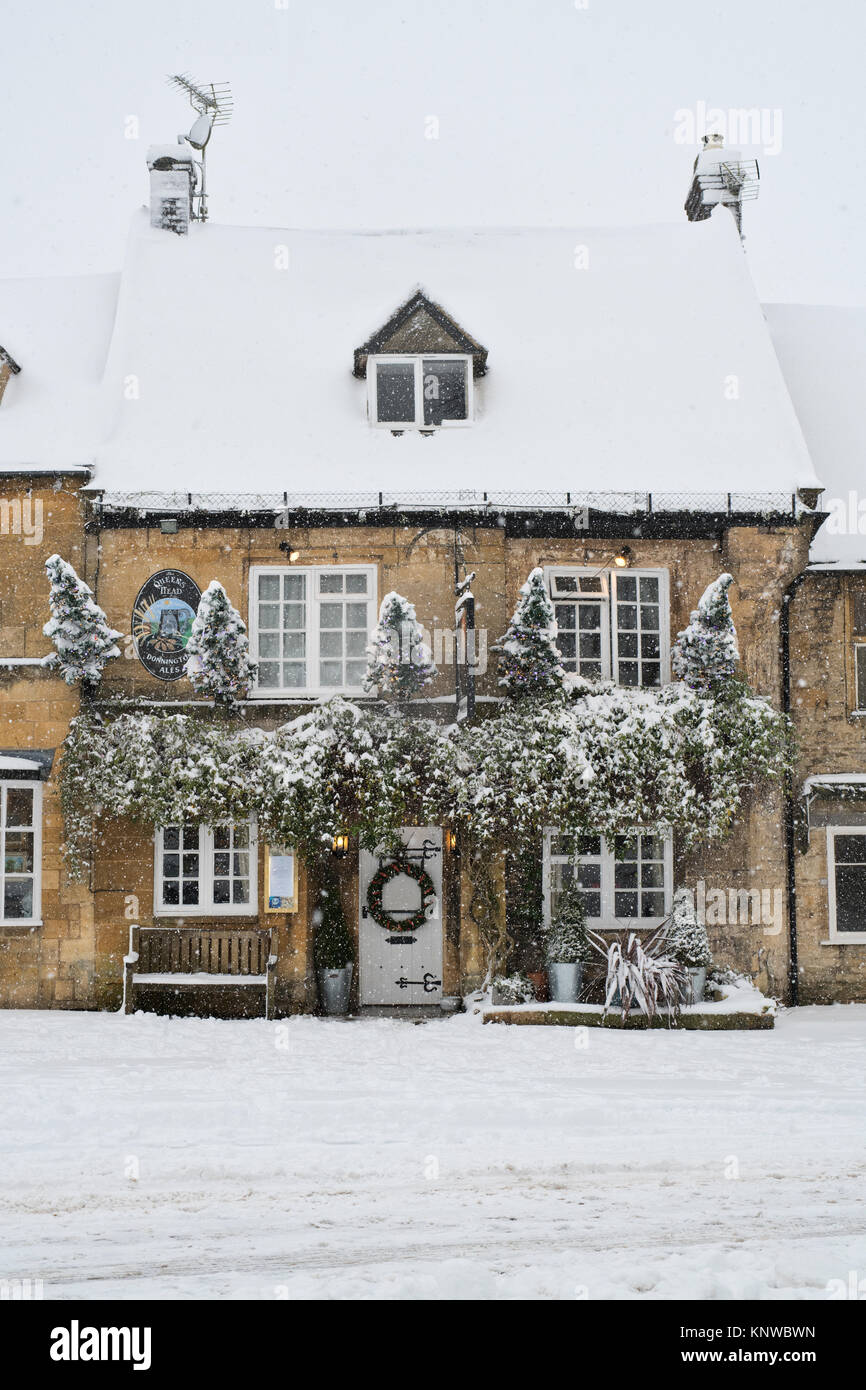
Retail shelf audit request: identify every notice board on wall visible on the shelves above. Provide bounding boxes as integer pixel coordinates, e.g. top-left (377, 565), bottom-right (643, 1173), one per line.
top-left (265, 844), bottom-right (298, 913)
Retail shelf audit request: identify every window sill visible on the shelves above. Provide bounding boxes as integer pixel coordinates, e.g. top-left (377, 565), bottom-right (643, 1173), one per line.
top-left (153, 910), bottom-right (260, 921)
top-left (250, 690), bottom-right (372, 702)
top-left (820, 937), bottom-right (866, 946)
top-left (370, 421), bottom-right (474, 431)
top-left (0, 920), bottom-right (42, 932)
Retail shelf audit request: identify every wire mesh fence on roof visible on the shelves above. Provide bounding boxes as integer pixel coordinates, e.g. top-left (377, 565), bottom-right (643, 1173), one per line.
top-left (89, 489), bottom-right (814, 517)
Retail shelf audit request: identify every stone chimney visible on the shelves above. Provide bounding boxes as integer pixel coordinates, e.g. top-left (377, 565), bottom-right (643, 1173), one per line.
top-left (0, 347), bottom-right (22, 408)
top-left (684, 133), bottom-right (760, 239)
top-left (146, 146), bottom-right (196, 235)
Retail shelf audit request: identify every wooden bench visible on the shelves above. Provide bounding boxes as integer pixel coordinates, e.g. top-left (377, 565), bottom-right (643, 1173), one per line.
top-left (124, 925), bottom-right (277, 1018)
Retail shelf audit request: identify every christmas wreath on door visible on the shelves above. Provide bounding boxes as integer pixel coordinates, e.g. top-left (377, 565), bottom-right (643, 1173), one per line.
top-left (367, 859), bottom-right (437, 932)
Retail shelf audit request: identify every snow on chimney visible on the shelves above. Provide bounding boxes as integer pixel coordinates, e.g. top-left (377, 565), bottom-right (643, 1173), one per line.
top-left (684, 133), bottom-right (760, 239)
top-left (0, 346), bottom-right (22, 408)
top-left (147, 146), bottom-right (196, 235)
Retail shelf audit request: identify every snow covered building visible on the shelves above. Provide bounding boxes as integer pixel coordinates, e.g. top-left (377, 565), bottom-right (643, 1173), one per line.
top-left (0, 143), bottom-right (862, 1014)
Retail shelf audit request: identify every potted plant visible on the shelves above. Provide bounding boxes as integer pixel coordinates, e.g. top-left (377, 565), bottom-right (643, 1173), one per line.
top-left (663, 889), bottom-right (713, 1004)
top-left (543, 878), bottom-right (593, 1002)
top-left (589, 928), bottom-right (686, 1023)
top-left (314, 868), bottom-right (354, 1016)
top-left (491, 971), bottom-right (534, 1006)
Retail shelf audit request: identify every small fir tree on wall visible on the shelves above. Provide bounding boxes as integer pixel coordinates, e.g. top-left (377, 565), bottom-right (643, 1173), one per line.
top-left (672, 572), bottom-right (740, 693)
top-left (43, 554), bottom-right (122, 691)
top-left (495, 567), bottom-right (565, 698)
top-left (185, 580), bottom-right (258, 709)
top-left (364, 591), bottom-right (437, 704)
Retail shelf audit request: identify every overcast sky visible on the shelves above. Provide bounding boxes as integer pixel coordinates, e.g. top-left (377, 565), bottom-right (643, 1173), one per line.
top-left (2, 0), bottom-right (863, 304)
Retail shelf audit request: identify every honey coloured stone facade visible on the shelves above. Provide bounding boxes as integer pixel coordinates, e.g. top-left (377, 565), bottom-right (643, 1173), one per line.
top-left (788, 572), bottom-right (866, 1002)
top-left (2, 479), bottom-right (855, 1014)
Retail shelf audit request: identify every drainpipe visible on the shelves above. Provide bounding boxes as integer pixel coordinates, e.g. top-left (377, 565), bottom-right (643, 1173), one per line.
top-left (780, 571), bottom-right (807, 1006)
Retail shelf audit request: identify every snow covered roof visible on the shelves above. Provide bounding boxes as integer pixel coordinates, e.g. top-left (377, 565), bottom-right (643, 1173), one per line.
top-left (802, 774), bottom-right (866, 795)
top-left (0, 208), bottom-right (820, 506)
top-left (0, 273), bottom-right (119, 470)
top-left (764, 304), bottom-right (866, 568)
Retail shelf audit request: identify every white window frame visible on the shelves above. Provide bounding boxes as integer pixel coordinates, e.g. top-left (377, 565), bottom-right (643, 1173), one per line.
top-left (0, 780), bottom-right (42, 927)
top-left (154, 821), bottom-right (259, 918)
top-left (367, 353), bottom-right (474, 429)
top-left (249, 564), bottom-right (377, 699)
top-left (545, 566), bottom-right (671, 687)
top-left (543, 827), bottom-right (673, 932)
top-left (826, 826), bottom-right (866, 944)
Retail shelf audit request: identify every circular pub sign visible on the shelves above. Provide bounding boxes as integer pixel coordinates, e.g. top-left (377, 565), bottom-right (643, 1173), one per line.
top-left (132, 570), bottom-right (201, 682)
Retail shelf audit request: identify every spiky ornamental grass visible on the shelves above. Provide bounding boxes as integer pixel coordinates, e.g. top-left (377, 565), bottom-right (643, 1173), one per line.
top-left (43, 555), bottom-right (122, 691)
top-left (590, 928), bottom-right (687, 1023)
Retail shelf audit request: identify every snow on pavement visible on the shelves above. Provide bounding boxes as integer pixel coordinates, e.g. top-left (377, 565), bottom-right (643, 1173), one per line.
top-left (1, 1005), bottom-right (865, 1300)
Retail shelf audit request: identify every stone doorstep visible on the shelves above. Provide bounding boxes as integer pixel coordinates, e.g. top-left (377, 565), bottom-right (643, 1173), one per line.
top-left (355, 1004), bottom-right (458, 1021)
top-left (481, 1005), bottom-right (775, 1030)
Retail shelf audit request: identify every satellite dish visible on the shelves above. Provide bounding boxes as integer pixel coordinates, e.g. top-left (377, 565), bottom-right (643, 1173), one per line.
top-left (185, 113), bottom-right (213, 151)
top-left (166, 73), bottom-right (233, 222)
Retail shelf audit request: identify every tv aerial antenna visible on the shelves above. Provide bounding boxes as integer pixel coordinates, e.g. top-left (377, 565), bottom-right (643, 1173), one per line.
top-left (167, 73), bottom-right (233, 222)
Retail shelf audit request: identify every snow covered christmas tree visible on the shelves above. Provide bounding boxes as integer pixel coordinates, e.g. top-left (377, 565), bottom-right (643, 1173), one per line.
top-left (43, 555), bottom-right (122, 691)
top-left (671, 572), bottom-right (740, 693)
top-left (664, 888), bottom-right (712, 968)
top-left (363, 591), bottom-right (437, 703)
top-left (495, 567), bottom-right (565, 697)
top-left (185, 581), bottom-right (258, 708)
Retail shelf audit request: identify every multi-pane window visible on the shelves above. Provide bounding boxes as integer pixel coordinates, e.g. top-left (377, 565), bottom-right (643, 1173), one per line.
top-left (614, 575), bottom-right (662, 687)
top-left (856, 646), bottom-right (866, 712)
top-left (251, 566), bottom-right (376, 695)
top-left (256, 572), bottom-right (307, 689)
top-left (827, 829), bottom-right (866, 942)
top-left (550, 574), bottom-right (606, 680)
top-left (547, 568), bottom-right (669, 687)
top-left (0, 783), bottom-right (41, 924)
top-left (851, 589), bottom-right (866, 712)
top-left (156, 822), bottom-right (256, 916)
top-left (369, 355), bottom-right (472, 428)
top-left (545, 829), bottom-right (671, 928)
top-left (318, 572), bottom-right (371, 689)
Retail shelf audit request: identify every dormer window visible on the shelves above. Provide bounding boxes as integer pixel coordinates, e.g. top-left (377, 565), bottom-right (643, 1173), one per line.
top-left (354, 291), bottom-right (487, 431)
top-left (369, 354), bottom-right (473, 429)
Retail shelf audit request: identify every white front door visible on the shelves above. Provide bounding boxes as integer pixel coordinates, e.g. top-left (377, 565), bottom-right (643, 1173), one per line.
top-left (358, 826), bottom-right (443, 1006)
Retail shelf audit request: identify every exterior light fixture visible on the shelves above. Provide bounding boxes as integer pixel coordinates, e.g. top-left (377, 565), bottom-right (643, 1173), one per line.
top-left (613, 546), bottom-right (632, 568)
top-left (278, 540), bottom-right (300, 562)
top-left (331, 833), bottom-right (349, 859)
top-left (160, 518), bottom-right (179, 535)
top-left (446, 829), bottom-right (458, 852)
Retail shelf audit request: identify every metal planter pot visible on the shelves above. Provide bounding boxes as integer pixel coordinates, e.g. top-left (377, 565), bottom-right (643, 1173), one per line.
top-left (318, 964), bottom-right (354, 1016)
top-left (547, 961), bottom-right (584, 1004)
top-left (684, 966), bottom-right (707, 1005)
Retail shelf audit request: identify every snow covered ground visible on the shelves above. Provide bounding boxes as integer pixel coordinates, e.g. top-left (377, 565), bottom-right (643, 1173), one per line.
top-left (1, 1004), bottom-right (865, 1301)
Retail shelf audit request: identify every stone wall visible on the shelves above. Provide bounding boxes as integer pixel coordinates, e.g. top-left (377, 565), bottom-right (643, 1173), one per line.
top-left (0, 482), bottom-right (830, 1009)
top-left (789, 571), bottom-right (866, 1002)
top-left (0, 478), bottom-right (89, 1008)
